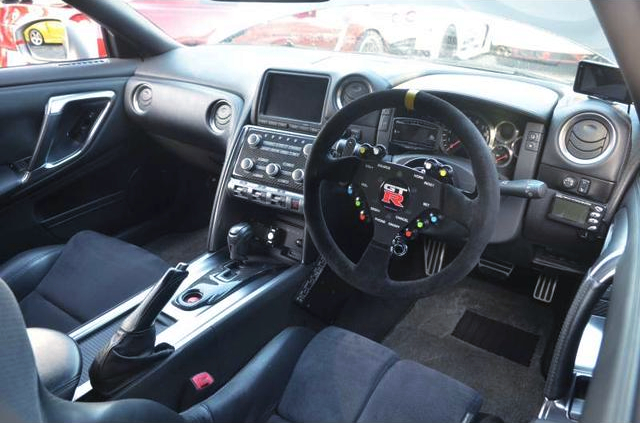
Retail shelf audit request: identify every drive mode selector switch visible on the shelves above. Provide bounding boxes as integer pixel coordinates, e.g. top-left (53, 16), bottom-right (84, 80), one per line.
top-left (291, 168), bottom-right (304, 183)
top-left (240, 158), bottom-right (255, 171)
top-left (265, 163), bottom-right (281, 177)
top-left (247, 133), bottom-right (262, 148)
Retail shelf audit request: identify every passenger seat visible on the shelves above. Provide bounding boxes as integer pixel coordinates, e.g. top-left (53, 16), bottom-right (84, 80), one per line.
top-left (0, 231), bottom-right (169, 333)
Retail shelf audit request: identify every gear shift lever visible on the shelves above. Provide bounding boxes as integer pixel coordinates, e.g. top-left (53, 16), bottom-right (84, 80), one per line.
top-left (228, 222), bottom-right (254, 262)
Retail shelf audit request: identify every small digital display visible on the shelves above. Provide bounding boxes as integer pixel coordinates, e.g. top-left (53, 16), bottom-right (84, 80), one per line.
top-left (550, 197), bottom-right (590, 224)
top-left (261, 72), bottom-right (329, 123)
top-left (574, 61), bottom-right (632, 104)
top-left (393, 122), bottom-right (438, 144)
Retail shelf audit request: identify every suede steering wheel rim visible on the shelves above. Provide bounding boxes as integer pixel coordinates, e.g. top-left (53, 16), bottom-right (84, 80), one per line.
top-left (304, 89), bottom-right (500, 298)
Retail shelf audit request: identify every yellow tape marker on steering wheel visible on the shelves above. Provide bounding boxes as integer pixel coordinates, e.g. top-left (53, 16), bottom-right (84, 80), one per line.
top-left (404, 89), bottom-right (419, 112)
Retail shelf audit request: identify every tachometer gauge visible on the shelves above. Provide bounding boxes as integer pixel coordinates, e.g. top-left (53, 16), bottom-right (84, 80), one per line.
top-left (440, 129), bottom-right (463, 155)
top-left (467, 114), bottom-right (492, 144)
top-left (492, 145), bottom-right (513, 167)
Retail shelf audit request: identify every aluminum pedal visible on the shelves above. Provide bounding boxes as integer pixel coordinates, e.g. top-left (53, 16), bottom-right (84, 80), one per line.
top-left (424, 238), bottom-right (446, 276)
top-left (478, 258), bottom-right (514, 279)
top-left (533, 274), bottom-right (558, 303)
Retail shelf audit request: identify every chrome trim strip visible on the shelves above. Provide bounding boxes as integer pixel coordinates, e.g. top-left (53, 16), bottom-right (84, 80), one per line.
top-left (539, 397), bottom-right (572, 421)
top-left (25, 90), bottom-right (116, 180)
top-left (588, 211), bottom-right (627, 281)
top-left (68, 288), bottom-right (151, 342)
top-left (557, 112), bottom-right (617, 166)
top-left (574, 315), bottom-right (606, 376)
top-left (336, 75), bottom-right (373, 109)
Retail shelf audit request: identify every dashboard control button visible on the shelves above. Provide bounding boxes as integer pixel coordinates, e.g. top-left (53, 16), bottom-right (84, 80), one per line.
top-left (247, 133), bottom-right (262, 147)
top-left (587, 225), bottom-right (598, 231)
top-left (594, 205), bottom-right (604, 213)
top-left (265, 163), bottom-right (281, 177)
top-left (524, 140), bottom-right (540, 151)
top-left (240, 158), bottom-right (255, 171)
top-left (291, 168), bottom-right (304, 183)
top-left (303, 143), bottom-right (313, 157)
top-left (562, 176), bottom-right (577, 189)
top-left (577, 178), bottom-right (591, 195)
top-left (590, 212), bottom-right (602, 218)
top-left (526, 132), bottom-right (542, 142)
top-left (588, 218), bottom-right (599, 225)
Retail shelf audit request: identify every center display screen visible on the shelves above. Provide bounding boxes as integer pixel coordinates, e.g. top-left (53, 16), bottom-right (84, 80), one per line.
top-left (261, 72), bottom-right (329, 123)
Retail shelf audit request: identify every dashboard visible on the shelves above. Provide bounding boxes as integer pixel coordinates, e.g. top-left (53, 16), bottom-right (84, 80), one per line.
top-left (122, 44), bottom-right (637, 273)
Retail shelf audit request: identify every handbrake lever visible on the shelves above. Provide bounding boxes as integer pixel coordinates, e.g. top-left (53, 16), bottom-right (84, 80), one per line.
top-left (89, 263), bottom-right (189, 396)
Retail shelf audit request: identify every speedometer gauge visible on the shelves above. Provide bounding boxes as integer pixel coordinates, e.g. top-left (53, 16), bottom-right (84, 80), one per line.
top-left (440, 114), bottom-right (491, 156)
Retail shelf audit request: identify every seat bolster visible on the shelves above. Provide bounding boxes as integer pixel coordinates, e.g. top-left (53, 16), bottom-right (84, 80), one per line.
top-left (0, 245), bottom-right (63, 301)
top-left (181, 327), bottom-right (315, 423)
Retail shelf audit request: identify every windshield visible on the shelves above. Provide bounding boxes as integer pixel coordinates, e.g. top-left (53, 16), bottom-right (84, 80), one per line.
top-left (127, 0), bottom-right (613, 84)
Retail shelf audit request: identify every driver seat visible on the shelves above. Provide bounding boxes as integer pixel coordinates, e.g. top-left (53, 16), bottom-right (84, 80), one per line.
top-left (0, 278), bottom-right (482, 423)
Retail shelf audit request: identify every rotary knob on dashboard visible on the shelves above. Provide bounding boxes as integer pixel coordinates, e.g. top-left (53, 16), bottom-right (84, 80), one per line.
top-left (247, 133), bottom-right (262, 147)
top-left (240, 158), bottom-right (254, 171)
top-left (291, 168), bottom-right (304, 183)
top-left (265, 163), bottom-right (281, 177)
top-left (303, 143), bottom-right (313, 158)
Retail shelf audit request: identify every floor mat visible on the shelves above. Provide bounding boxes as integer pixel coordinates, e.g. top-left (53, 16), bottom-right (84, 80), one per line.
top-left (452, 310), bottom-right (539, 366)
top-left (383, 277), bottom-right (554, 423)
top-left (144, 227), bottom-right (209, 265)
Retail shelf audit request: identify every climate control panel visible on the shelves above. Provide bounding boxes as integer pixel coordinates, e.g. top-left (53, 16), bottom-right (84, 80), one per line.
top-left (232, 125), bottom-right (314, 193)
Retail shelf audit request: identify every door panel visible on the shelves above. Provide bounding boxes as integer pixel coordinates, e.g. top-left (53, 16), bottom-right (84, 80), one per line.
top-left (0, 61), bottom-right (179, 261)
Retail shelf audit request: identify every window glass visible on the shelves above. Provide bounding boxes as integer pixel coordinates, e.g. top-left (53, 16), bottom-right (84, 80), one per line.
top-left (126, 0), bottom-right (613, 84)
top-left (0, 0), bottom-right (107, 68)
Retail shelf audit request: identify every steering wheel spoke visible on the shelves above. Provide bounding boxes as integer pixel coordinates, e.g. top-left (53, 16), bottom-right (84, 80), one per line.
top-left (353, 241), bottom-right (393, 286)
top-left (317, 155), bottom-right (361, 183)
top-left (441, 184), bottom-right (476, 229)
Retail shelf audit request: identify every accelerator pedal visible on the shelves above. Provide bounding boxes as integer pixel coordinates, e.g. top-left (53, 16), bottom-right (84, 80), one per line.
top-left (424, 238), bottom-right (447, 276)
top-left (533, 274), bottom-right (558, 303)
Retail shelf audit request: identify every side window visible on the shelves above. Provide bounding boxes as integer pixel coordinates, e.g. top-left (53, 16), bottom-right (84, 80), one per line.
top-left (0, 0), bottom-right (107, 68)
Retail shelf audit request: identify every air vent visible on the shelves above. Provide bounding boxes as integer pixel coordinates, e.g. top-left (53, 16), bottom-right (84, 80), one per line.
top-left (559, 113), bottom-right (616, 165)
top-left (336, 76), bottom-right (373, 109)
top-left (209, 101), bottom-right (233, 132)
top-left (132, 84), bottom-right (152, 114)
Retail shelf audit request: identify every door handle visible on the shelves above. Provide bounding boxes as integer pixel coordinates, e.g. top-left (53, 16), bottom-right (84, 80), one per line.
top-left (26, 91), bottom-right (115, 179)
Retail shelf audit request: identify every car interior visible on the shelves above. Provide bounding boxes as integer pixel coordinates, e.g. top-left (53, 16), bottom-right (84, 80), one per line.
top-left (1, 0), bottom-right (640, 422)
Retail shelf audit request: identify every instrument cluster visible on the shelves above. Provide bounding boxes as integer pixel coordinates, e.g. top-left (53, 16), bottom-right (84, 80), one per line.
top-left (387, 111), bottom-right (523, 170)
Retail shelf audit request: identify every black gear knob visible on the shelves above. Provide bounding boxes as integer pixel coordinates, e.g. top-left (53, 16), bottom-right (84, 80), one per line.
top-left (228, 222), bottom-right (254, 261)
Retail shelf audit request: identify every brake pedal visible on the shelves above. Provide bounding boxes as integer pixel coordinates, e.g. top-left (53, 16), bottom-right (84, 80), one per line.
top-left (424, 238), bottom-right (446, 276)
top-left (533, 274), bottom-right (558, 303)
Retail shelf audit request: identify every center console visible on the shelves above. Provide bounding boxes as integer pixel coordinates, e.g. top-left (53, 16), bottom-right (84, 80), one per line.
top-left (227, 125), bottom-right (312, 215)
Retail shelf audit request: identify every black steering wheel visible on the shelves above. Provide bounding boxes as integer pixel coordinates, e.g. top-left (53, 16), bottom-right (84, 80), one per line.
top-left (304, 89), bottom-right (500, 298)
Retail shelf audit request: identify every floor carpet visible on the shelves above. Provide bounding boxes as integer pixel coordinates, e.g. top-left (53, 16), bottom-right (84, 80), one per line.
top-left (144, 227), bottom-right (210, 265)
top-left (383, 277), bottom-right (554, 423)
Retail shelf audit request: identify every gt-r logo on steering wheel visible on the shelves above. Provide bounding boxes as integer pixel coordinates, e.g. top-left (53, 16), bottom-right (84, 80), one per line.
top-left (380, 181), bottom-right (409, 211)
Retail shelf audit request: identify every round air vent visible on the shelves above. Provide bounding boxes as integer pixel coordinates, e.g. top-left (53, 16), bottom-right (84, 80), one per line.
top-left (559, 112), bottom-right (616, 165)
top-left (209, 101), bottom-right (233, 131)
top-left (132, 84), bottom-right (152, 114)
top-left (336, 76), bottom-right (373, 109)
